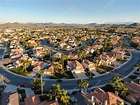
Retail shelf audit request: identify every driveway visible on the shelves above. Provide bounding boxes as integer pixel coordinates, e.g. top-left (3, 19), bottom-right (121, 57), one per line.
top-left (75, 72), bottom-right (88, 79)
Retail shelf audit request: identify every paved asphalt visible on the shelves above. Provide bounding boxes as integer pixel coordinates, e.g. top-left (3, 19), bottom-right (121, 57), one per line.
top-left (0, 42), bottom-right (140, 90)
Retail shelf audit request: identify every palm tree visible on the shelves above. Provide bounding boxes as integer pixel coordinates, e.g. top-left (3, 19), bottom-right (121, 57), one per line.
top-left (77, 79), bottom-right (89, 92)
top-left (38, 70), bottom-right (45, 96)
top-left (49, 84), bottom-right (70, 104)
top-left (30, 78), bottom-right (40, 91)
top-left (20, 59), bottom-right (32, 72)
top-left (61, 54), bottom-right (68, 68)
top-left (77, 50), bottom-right (86, 60)
top-left (60, 89), bottom-right (70, 105)
top-left (54, 63), bottom-right (64, 74)
top-left (110, 76), bottom-right (122, 87)
top-left (110, 76), bottom-right (128, 98)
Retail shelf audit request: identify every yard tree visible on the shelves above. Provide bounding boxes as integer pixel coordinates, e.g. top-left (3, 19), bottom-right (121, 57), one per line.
top-left (102, 84), bottom-right (115, 93)
top-left (61, 54), bottom-right (68, 68)
top-left (110, 76), bottom-right (122, 87)
top-left (45, 49), bottom-right (51, 57)
top-left (30, 78), bottom-right (41, 91)
top-left (38, 70), bottom-right (45, 96)
top-left (115, 82), bottom-right (128, 98)
top-left (59, 89), bottom-right (70, 105)
top-left (20, 59), bottom-right (32, 72)
top-left (54, 63), bottom-right (64, 74)
top-left (48, 84), bottom-right (70, 105)
top-left (77, 50), bottom-right (86, 60)
top-left (110, 76), bottom-right (128, 98)
top-left (77, 79), bottom-right (89, 92)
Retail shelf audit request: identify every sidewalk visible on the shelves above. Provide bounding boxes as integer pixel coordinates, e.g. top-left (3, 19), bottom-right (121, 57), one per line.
top-left (3, 84), bottom-right (34, 98)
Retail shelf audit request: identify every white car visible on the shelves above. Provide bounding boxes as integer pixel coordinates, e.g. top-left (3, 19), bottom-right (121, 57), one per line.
top-left (7, 64), bottom-right (14, 69)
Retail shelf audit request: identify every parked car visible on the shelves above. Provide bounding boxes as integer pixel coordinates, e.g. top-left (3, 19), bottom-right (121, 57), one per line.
top-left (7, 64), bottom-right (14, 69)
top-left (19, 83), bottom-right (27, 87)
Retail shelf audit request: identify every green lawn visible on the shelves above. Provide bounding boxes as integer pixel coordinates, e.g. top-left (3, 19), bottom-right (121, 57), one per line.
top-left (85, 69), bottom-right (95, 77)
top-left (10, 67), bottom-right (31, 76)
top-left (96, 65), bottom-right (113, 74)
top-left (50, 71), bottom-right (75, 79)
top-left (119, 60), bottom-right (127, 64)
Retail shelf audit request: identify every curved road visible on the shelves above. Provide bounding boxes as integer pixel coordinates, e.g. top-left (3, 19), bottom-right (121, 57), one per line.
top-left (0, 41), bottom-right (140, 90)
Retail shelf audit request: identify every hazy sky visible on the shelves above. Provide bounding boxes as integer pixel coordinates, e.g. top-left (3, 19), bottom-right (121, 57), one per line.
top-left (0, 0), bottom-right (140, 23)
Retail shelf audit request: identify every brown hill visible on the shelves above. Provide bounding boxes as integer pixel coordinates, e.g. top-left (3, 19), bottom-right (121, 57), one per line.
top-left (0, 22), bottom-right (44, 29)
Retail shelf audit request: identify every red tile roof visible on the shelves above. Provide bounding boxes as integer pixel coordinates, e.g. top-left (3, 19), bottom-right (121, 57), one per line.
top-left (87, 88), bottom-right (124, 105)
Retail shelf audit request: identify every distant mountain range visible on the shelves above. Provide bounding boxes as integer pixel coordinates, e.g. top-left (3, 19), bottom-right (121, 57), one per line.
top-left (0, 22), bottom-right (139, 29)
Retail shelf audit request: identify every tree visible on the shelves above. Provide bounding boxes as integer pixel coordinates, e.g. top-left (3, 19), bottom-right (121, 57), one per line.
top-left (59, 89), bottom-right (70, 105)
top-left (110, 76), bottom-right (128, 98)
top-left (20, 59), bottom-right (32, 72)
top-left (102, 84), bottom-right (115, 93)
top-left (30, 78), bottom-right (41, 91)
top-left (54, 63), bottom-right (64, 74)
top-left (77, 50), bottom-right (86, 60)
top-left (110, 76), bottom-right (122, 87)
top-left (45, 49), bottom-right (51, 57)
top-left (77, 79), bottom-right (89, 92)
top-left (115, 82), bottom-right (128, 98)
top-left (48, 84), bottom-right (70, 105)
top-left (38, 70), bottom-right (45, 96)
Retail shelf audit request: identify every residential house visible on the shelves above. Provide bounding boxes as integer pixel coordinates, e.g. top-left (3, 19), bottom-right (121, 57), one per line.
top-left (132, 36), bottom-right (140, 48)
top-left (68, 40), bottom-right (77, 47)
top-left (27, 40), bottom-right (38, 47)
top-left (52, 52), bottom-right (62, 59)
top-left (59, 42), bottom-right (66, 49)
top-left (44, 65), bottom-right (54, 76)
top-left (94, 54), bottom-right (111, 66)
top-left (33, 47), bottom-right (44, 58)
top-left (2, 92), bottom-right (19, 105)
top-left (10, 39), bottom-right (20, 49)
top-left (32, 61), bottom-right (47, 72)
top-left (13, 54), bottom-right (32, 68)
top-left (111, 47), bottom-right (125, 59)
top-left (25, 95), bottom-right (59, 105)
top-left (97, 38), bottom-right (104, 44)
top-left (10, 48), bottom-right (23, 60)
top-left (110, 40), bottom-right (118, 46)
top-left (82, 88), bottom-right (124, 105)
top-left (90, 44), bottom-right (103, 53)
top-left (66, 60), bottom-right (85, 73)
top-left (67, 53), bottom-right (78, 59)
top-left (82, 59), bottom-right (95, 71)
top-left (124, 81), bottom-right (140, 104)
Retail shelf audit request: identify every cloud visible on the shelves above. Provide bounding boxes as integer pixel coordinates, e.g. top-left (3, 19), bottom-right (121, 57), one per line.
top-left (67, 5), bottom-right (74, 13)
top-left (104, 0), bottom-right (115, 9)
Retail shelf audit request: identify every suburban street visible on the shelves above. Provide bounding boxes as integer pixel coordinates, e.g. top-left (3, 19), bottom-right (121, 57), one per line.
top-left (0, 41), bottom-right (140, 90)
